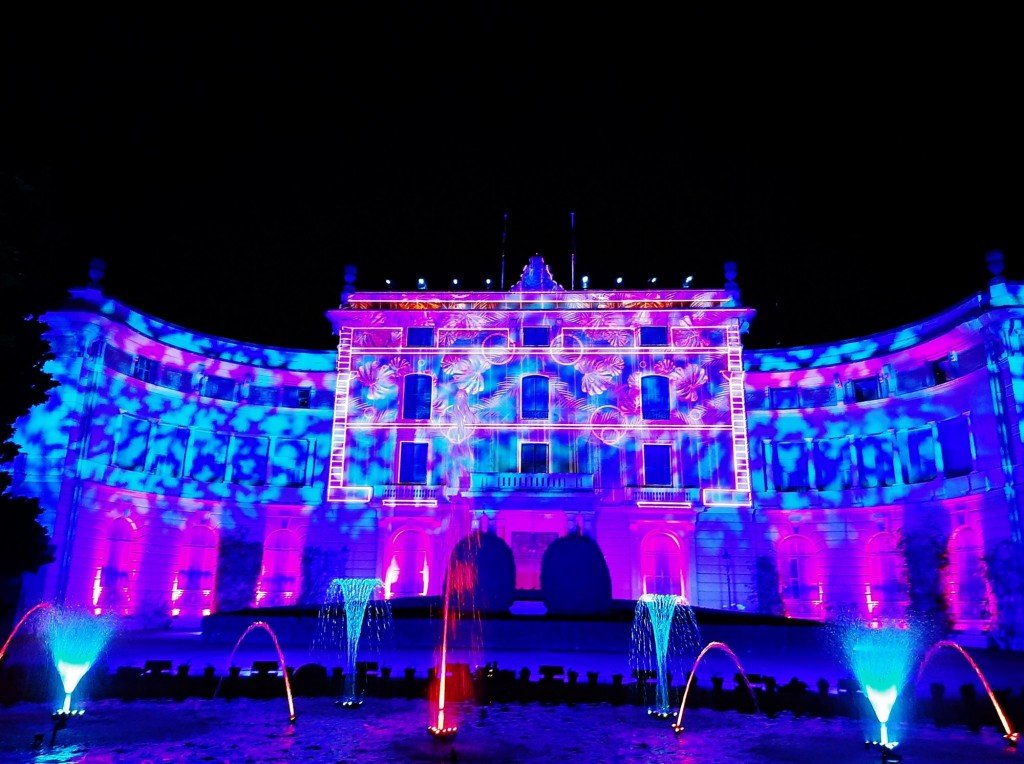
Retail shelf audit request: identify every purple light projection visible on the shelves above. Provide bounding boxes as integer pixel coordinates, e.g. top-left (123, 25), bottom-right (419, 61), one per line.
top-left (6, 253), bottom-right (1023, 643)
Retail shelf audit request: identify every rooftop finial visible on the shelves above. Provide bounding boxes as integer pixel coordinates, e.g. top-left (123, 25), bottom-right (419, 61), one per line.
top-left (87, 257), bottom-right (106, 290)
top-left (724, 261), bottom-right (740, 306)
top-left (986, 249), bottom-right (1005, 284)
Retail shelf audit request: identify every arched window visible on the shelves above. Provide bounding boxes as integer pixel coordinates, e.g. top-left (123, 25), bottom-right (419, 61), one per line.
top-left (778, 535), bottom-right (822, 619)
top-left (640, 532), bottom-right (683, 597)
top-left (947, 526), bottom-right (990, 627)
top-left (865, 532), bottom-right (907, 623)
top-left (256, 529), bottom-right (302, 607)
top-left (385, 528), bottom-right (430, 599)
top-left (640, 375), bottom-right (670, 420)
top-left (96, 516), bottom-right (137, 615)
top-left (173, 525), bottom-right (218, 619)
top-left (403, 374), bottom-right (433, 420)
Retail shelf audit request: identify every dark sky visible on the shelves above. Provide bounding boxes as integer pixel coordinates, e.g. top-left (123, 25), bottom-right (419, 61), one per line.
top-left (1, 6), bottom-right (1019, 351)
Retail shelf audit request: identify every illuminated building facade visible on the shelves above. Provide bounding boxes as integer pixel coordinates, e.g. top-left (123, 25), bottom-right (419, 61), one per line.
top-left (8, 254), bottom-right (1024, 646)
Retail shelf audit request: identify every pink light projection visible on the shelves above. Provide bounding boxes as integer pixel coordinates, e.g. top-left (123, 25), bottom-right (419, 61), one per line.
top-left (6, 252), bottom-right (1021, 637)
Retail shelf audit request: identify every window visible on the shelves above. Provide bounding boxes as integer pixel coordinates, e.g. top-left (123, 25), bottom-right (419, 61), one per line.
top-left (229, 435), bottom-right (269, 486)
top-left (407, 327), bottom-right (435, 347)
top-left (386, 529), bottom-right (429, 598)
top-left (521, 375), bottom-right (550, 419)
top-left (271, 439), bottom-right (310, 486)
top-left (640, 532), bottom-right (683, 596)
top-left (186, 430), bottom-right (229, 482)
top-left (773, 441), bottom-right (809, 491)
top-left (512, 532), bottom-right (558, 590)
top-left (850, 376), bottom-right (881, 402)
top-left (158, 367), bottom-right (192, 393)
top-left (778, 535), bottom-right (821, 618)
top-left (133, 356), bottom-right (160, 384)
top-left (149, 424), bottom-right (189, 477)
top-left (522, 326), bottom-right (550, 347)
top-left (114, 415), bottom-right (151, 471)
top-left (520, 442), bottom-right (549, 473)
top-left (403, 374), bottom-right (433, 420)
top-left (769, 387), bottom-right (801, 410)
top-left (643, 444), bottom-right (672, 486)
top-left (865, 532), bottom-right (906, 619)
top-left (814, 438), bottom-right (853, 490)
top-left (857, 434), bottom-right (895, 488)
top-left (104, 345), bottom-right (134, 375)
top-left (932, 356), bottom-right (954, 385)
top-left (640, 375), bottom-right (670, 420)
top-left (248, 385), bottom-right (280, 406)
top-left (256, 529), bottom-right (301, 607)
top-left (204, 376), bottom-right (237, 401)
top-left (399, 441), bottom-right (428, 484)
top-left (98, 517), bottom-right (136, 615)
top-left (174, 525), bottom-right (217, 617)
top-left (903, 427), bottom-right (937, 484)
top-left (947, 526), bottom-right (989, 625)
top-left (640, 326), bottom-right (668, 346)
top-left (938, 414), bottom-right (973, 477)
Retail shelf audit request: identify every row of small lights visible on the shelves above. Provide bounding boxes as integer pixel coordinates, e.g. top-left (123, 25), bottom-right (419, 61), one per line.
top-left (383, 275), bottom-right (695, 290)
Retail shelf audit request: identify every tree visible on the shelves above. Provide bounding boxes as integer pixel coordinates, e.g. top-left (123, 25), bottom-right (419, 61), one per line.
top-left (540, 530), bottom-right (612, 615)
top-left (0, 172), bottom-right (65, 630)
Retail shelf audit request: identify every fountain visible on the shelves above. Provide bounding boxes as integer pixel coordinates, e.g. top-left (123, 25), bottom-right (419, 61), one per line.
top-left (916, 639), bottom-right (1018, 746)
top-left (672, 641), bottom-right (760, 733)
top-left (837, 619), bottom-right (920, 752)
top-left (214, 620), bottom-right (297, 722)
top-left (628, 594), bottom-right (701, 718)
top-left (315, 577), bottom-right (391, 707)
top-left (38, 605), bottom-right (116, 716)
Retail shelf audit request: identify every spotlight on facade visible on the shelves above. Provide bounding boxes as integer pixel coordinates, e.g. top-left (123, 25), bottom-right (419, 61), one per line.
top-left (417, 278), bottom-right (427, 290)
top-left (581, 275), bottom-right (589, 289)
top-left (452, 278), bottom-right (459, 287)
top-left (485, 278), bottom-right (493, 289)
top-left (385, 279), bottom-right (392, 286)
top-left (683, 275), bottom-right (693, 287)
top-left (615, 276), bottom-right (623, 286)
top-left (648, 277), bottom-right (657, 285)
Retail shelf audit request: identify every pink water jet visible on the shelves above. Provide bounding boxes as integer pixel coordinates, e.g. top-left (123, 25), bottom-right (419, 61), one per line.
top-left (0, 602), bottom-right (54, 664)
top-left (214, 620), bottom-right (297, 723)
top-left (916, 639), bottom-right (1017, 746)
top-left (673, 641), bottom-right (760, 733)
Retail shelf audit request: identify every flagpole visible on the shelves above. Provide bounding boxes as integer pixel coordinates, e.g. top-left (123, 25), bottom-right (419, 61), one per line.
top-left (570, 211), bottom-right (576, 290)
top-left (500, 213), bottom-right (508, 291)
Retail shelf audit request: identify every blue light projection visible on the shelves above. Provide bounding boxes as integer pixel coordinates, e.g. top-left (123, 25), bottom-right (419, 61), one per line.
top-left (6, 254), bottom-right (1023, 640)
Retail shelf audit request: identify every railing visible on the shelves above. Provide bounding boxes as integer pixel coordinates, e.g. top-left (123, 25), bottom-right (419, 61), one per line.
top-left (376, 485), bottom-right (445, 502)
top-left (624, 487), bottom-right (699, 504)
top-left (469, 472), bottom-right (594, 492)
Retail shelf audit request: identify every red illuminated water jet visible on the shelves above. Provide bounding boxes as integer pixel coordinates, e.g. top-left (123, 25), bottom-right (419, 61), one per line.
top-left (916, 639), bottom-right (1017, 746)
top-left (673, 641), bottom-right (759, 733)
top-left (214, 620), bottom-right (297, 723)
top-left (0, 602), bottom-right (54, 664)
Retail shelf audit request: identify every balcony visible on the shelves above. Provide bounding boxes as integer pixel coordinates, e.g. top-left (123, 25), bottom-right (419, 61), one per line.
top-left (624, 487), bottom-right (699, 507)
top-left (376, 484), bottom-right (446, 506)
top-left (469, 472), bottom-right (594, 493)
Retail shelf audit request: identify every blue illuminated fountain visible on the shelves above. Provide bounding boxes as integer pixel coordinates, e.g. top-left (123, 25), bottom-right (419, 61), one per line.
top-left (315, 577), bottom-right (392, 707)
top-left (628, 594), bottom-right (701, 718)
top-left (838, 619), bottom-right (920, 753)
top-left (39, 606), bottom-right (117, 715)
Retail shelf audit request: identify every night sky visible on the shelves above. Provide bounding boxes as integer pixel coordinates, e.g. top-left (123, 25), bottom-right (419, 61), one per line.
top-left (1, 7), bottom-right (1019, 351)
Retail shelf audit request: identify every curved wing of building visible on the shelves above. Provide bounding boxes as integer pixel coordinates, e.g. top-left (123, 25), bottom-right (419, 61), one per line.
top-left (9, 255), bottom-right (1024, 648)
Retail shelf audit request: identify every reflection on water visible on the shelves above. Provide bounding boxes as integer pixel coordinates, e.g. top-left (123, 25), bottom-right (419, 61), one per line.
top-left (0, 697), bottom-right (1017, 764)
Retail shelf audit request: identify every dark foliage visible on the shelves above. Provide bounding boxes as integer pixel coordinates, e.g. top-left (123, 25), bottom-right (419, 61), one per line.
top-left (540, 531), bottom-right (612, 615)
top-left (446, 531), bottom-right (516, 614)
